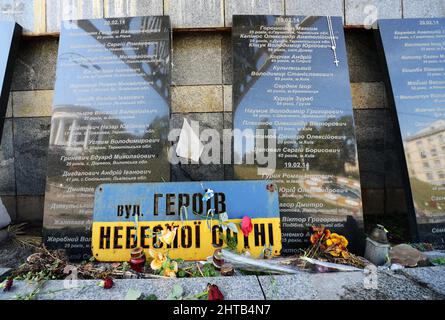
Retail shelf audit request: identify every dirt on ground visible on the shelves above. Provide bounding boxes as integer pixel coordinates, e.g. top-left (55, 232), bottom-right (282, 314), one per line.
top-left (0, 240), bottom-right (36, 269)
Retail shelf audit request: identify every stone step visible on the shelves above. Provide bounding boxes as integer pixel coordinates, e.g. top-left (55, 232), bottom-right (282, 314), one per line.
top-left (1, 267), bottom-right (444, 300)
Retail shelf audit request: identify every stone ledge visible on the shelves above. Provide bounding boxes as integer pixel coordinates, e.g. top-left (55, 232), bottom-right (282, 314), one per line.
top-left (259, 268), bottom-right (445, 300)
top-left (1, 268), bottom-right (444, 300)
top-left (399, 266), bottom-right (445, 297)
top-left (0, 276), bottom-right (265, 300)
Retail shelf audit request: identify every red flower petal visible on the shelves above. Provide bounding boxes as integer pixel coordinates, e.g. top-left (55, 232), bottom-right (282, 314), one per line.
top-left (241, 216), bottom-right (253, 238)
top-left (207, 284), bottom-right (224, 300)
top-left (3, 279), bottom-right (13, 292)
top-left (103, 277), bottom-right (114, 289)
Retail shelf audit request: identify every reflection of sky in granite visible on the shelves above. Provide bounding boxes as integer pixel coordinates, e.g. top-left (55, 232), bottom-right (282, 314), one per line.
top-left (0, 0), bottom-right (34, 32)
top-left (53, 18), bottom-right (169, 136)
top-left (379, 19), bottom-right (445, 139)
top-left (0, 22), bottom-right (14, 91)
top-left (234, 16), bottom-right (353, 155)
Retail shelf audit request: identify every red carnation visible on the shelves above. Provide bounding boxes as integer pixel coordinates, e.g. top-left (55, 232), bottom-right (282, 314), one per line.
top-left (3, 278), bottom-right (13, 292)
top-left (207, 284), bottom-right (224, 300)
top-left (99, 277), bottom-right (114, 289)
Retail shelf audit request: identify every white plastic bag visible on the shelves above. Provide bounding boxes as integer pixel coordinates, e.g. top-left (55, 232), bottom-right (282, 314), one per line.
top-left (176, 118), bottom-right (204, 162)
top-left (0, 198), bottom-right (11, 229)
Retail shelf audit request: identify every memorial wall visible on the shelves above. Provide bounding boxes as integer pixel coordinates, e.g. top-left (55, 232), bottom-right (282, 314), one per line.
top-left (0, 1), bottom-right (444, 250)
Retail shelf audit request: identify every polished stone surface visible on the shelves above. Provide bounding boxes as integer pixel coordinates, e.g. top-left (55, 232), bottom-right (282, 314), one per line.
top-left (378, 18), bottom-right (445, 247)
top-left (104, 0), bottom-right (163, 18)
top-left (0, 0), bottom-right (45, 33)
top-left (13, 117), bottom-right (50, 196)
top-left (232, 15), bottom-right (364, 254)
top-left (164, 0), bottom-right (224, 28)
top-left (172, 33), bottom-right (222, 85)
top-left (43, 16), bottom-right (172, 259)
top-left (0, 119), bottom-right (15, 196)
top-left (11, 38), bottom-right (58, 91)
top-left (225, 0), bottom-right (284, 26)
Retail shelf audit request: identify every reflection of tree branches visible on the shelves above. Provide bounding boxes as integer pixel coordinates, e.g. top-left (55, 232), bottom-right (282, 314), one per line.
top-left (233, 16), bottom-right (319, 106)
top-left (76, 17), bottom-right (171, 102)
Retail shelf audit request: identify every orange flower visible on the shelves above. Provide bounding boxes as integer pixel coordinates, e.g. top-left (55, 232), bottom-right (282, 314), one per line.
top-left (148, 249), bottom-right (167, 270)
top-left (330, 233), bottom-right (348, 247)
top-left (310, 234), bottom-right (319, 245)
top-left (310, 226), bottom-right (331, 244)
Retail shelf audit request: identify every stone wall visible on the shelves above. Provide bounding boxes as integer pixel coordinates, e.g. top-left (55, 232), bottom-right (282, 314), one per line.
top-left (1, 0), bottom-right (444, 225)
top-left (1, 0), bottom-right (445, 34)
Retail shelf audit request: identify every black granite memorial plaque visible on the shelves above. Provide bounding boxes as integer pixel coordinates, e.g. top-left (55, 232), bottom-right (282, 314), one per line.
top-left (377, 18), bottom-right (445, 248)
top-left (43, 16), bottom-right (171, 259)
top-left (233, 15), bottom-right (364, 254)
top-left (0, 21), bottom-right (21, 142)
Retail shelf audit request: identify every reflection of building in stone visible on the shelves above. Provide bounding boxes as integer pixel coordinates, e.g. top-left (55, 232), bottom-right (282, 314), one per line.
top-left (303, 176), bottom-right (362, 211)
top-left (50, 106), bottom-right (115, 154)
top-left (405, 120), bottom-right (445, 184)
